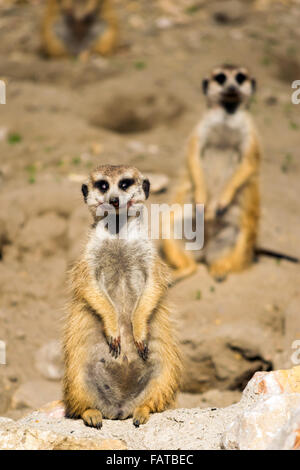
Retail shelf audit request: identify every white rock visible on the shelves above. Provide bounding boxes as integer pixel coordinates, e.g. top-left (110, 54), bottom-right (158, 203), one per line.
top-left (223, 394), bottom-right (300, 450)
top-left (156, 17), bottom-right (174, 29)
top-left (268, 410), bottom-right (300, 450)
top-left (222, 366), bottom-right (300, 450)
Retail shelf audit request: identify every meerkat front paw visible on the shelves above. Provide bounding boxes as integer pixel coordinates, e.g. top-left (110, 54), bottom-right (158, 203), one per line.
top-left (108, 336), bottom-right (121, 358)
top-left (82, 409), bottom-right (103, 429)
top-left (134, 340), bottom-right (149, 361)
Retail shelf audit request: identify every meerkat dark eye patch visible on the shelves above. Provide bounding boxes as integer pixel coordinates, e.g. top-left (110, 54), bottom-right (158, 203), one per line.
top-left (81, 184), bottom-right (89, 202)
top-left (235, 72), bottom-right (247, 84)
top-left (94, 179), bottom-right (109, 193)
top-left (142, 179), bottom-right (150, 199)
top-left (214, 73), bottom-right (227, 85)
top-left (119, 178), bottom-right (135, 191)
top-left (83, 13), bottom-right (95, 26)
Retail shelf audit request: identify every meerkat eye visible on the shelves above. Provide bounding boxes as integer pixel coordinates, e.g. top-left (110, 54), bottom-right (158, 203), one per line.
top-left (119, 178), bottom-right (135, 191)
top-left (94, 179), bottom-right (109, 193)
top-left (235, 72), bottom-right (247, 85)
top-left (214, 73), bottom-right (227, 85)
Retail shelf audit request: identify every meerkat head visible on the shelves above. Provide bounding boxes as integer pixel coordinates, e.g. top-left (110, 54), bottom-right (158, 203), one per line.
top-left (202, 64), bottom-right (256, 114)
top-left (59, 0), bottom-right (101, 39)
top-left (81, 164), bottom-right (150, 221)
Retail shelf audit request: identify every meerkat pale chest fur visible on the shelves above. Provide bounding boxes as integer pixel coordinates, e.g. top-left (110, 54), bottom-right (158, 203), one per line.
top-left (162, 64), bottom-right (261, 282)
top-left (64, 165), bottom-right (181, 429)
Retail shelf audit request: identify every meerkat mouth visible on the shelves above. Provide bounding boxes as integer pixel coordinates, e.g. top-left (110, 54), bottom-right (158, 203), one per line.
top-left (96, 199), bottom-right (139, 214)
top-left (221, 92), bottom-right (241, 104)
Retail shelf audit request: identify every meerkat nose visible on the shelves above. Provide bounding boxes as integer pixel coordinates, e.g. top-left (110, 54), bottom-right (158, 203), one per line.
top-left (109, 197), bottom-right (119, 208)
top-left (227, 85), bottom-right (237, 93)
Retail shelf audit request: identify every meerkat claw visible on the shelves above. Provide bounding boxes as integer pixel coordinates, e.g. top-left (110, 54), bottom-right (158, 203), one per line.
top-left (135, 341), bottom-right (149, 361)
top-left (216, 205), bottom-right (228, 218)
top-left (108, 336), bottom-right (121, 358)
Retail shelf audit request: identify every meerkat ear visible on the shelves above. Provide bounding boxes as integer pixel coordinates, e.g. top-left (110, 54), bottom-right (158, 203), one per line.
top-left (251, 78), bottom-right (256, 93)
top-left (202, 79), bottom-right (209, 95)
top-left (81, 184), bottom-right (89, 203)
top-left (142, 178), bottom-right (150, 200)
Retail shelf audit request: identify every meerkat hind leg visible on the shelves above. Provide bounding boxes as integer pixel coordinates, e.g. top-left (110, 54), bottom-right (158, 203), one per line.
top-left (82, 409), bottom-right (103, 429)
top-left (209, 185), bottom-right (259, 281)
top-left (162, 238), bottom-right (197, 284)
top-left (209, 216), bottom-right (256, 282)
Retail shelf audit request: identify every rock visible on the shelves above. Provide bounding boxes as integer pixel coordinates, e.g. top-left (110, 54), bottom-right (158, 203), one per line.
top-left (11, 380), bottom-right (61, 410)
top-left (244, 365), bottom-right (300, 395)
top-left (0, 403), bottom-right (241, 450)
top-left (1, 367), bottom-right (299, 450)
top-left (268, 410), bottom-right (300, 450)
top-left (0, 418), bottom-right (127, 450)
top-left (222, 366), bottom-right (300, 450)
top-left (156, 17), bottom-right (174, 29)
top-left (34, 340), bottom-right (64, 381)
top-left (223, 393), bottom-right (300, 450)
top-left (178, 390), bottom-right (241, 409)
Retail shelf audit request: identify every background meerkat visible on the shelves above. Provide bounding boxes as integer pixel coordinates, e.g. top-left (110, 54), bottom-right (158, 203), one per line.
top-left (63, 164), bottom-right (181, 429)
top-left (162, 64), bottom-right (261, 282)
top-left (42, 0), bottom-right (118, 58)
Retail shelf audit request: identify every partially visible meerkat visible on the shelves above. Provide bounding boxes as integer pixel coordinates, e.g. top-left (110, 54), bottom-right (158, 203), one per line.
top-left (42, 0), bottom-right (118, 58)
top-left (162, 64), bottom-right (261, 282)
top-left (63, 165), bottom-right (181, 429)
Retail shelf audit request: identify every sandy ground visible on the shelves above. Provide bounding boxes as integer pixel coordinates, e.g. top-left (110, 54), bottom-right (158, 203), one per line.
top-left (0, 0), bottom-right (300, 419)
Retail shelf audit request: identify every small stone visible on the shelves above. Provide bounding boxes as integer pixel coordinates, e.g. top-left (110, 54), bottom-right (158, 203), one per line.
top-left (11, 380), bottom-right (61, 410)
top-left (35, 340), bottom-right (64, 381)
top-left (38, 400), bottom-right (66, 419)
top-left (156, 17), bottom-right (174, 29)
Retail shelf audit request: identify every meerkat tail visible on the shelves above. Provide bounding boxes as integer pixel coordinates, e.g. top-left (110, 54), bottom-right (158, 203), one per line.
top-left (255, 248), bottom-right (299, 263)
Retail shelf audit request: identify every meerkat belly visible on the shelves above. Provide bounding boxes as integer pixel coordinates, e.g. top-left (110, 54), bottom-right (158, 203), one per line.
top-left (54, 18), bottom-right (107, 54)
top-left (86, 239), bottom-right (155, 418)
top-left (201, 145), bottom-right (242, 263)
top-left (86, 336), bottom-right (155, 419)
top-left (95, 239), bottom-right (150, 317)
top-left (202, 145), bottom-right (240, 200)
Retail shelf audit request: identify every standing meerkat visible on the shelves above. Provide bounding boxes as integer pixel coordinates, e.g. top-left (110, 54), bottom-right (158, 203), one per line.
top-left (64, 165), bottom-right (181, 429)
top-left (41, 0), bottom-right (118, 58)
top-left (162, 64), bottom-right (261, 282)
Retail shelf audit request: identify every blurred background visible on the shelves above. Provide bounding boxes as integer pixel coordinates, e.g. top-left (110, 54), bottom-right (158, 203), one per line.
top-left (0, 0), bottom-right (300, 419)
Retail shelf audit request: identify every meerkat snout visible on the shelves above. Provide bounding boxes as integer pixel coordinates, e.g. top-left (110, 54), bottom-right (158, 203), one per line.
top-left (109, 196), bottom-right (119, 208)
